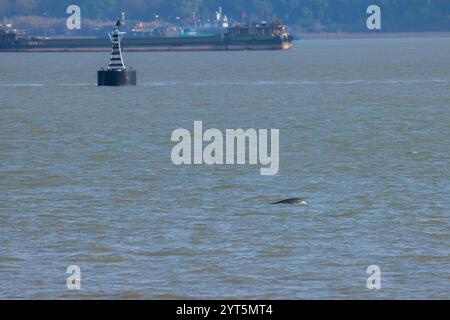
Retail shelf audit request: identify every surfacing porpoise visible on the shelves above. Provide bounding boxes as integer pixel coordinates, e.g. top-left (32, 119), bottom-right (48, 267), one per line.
top-left (270, 198), bottom-right (308, 205)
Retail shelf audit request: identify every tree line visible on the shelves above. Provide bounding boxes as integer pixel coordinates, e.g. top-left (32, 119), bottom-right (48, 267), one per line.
top-left (1, 0), bottom-right (449, 32)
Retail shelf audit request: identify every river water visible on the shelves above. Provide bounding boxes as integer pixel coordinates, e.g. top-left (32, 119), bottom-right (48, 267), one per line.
top-left (0, 38), bottom-right (449, 299)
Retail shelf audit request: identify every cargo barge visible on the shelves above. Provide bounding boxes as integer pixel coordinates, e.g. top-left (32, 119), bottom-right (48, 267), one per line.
top-left (0, 23), bottom-right (293, 52)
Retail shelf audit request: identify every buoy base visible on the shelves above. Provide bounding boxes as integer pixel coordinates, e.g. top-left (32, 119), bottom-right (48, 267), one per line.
top-left (97, 69), bottom-right (137, 86)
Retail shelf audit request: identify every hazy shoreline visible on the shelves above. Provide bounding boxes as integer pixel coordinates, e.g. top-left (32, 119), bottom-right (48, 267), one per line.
top-left (300, 31), bottom-right (450, 40)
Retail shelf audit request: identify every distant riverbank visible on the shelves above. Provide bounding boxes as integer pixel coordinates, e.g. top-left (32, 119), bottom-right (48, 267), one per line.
top-left (300, 32), bottom-right (450, 40)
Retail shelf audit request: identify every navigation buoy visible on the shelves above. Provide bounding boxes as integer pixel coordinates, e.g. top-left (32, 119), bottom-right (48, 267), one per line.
top-left (97, 20), bottom-right (136, 86)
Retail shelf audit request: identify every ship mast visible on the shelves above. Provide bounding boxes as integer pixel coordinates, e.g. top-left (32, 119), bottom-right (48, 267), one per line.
top-left (107, 20), bottom-right (126, 71)
top-left (216, 7), bottom-right (228, 39)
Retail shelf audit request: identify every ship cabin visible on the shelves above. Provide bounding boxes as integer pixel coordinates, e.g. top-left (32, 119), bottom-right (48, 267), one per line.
top-left (0, 26), bottom-right (25, 47)
top-left (227, 22), bottom-right (290, 38)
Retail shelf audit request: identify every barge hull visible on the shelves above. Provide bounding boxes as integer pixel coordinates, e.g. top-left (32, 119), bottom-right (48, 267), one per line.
top-left (1, 35), bottom-right (293, 52)
top-left (0, 44), bottom-right (291, 52)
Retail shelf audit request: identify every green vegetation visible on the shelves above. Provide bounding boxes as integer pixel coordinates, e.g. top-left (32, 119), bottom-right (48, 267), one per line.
top-left (1, 0), bottom-right (449, 32)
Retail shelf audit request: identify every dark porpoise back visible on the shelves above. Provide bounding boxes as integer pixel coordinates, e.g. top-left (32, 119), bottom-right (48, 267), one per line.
top-left (271, 198), bottom-right (308, 205)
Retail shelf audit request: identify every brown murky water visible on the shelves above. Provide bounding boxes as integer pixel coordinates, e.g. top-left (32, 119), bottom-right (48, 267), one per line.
top-left (0, 38), bottom-right (449, 299)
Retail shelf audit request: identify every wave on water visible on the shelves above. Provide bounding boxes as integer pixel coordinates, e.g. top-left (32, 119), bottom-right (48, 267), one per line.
top-left (0, 83), bottom-right (92, 87)
top-left (0, 79), bottom-right (447, 88)
top-left (139, 78), bottom-right (449, 87)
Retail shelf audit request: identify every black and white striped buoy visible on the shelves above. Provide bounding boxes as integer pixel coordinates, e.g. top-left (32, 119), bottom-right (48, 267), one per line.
top-left (97, 20), bottom-right (136, 86)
